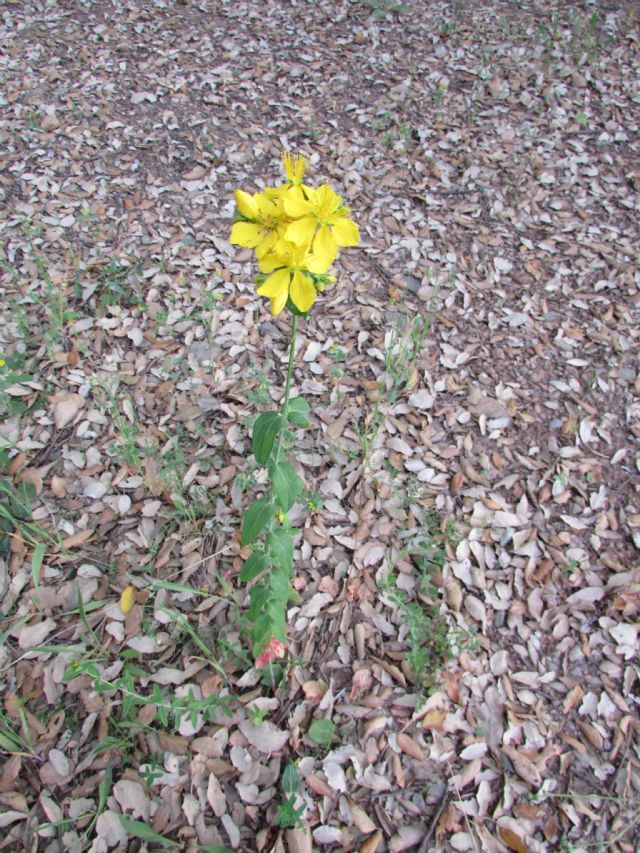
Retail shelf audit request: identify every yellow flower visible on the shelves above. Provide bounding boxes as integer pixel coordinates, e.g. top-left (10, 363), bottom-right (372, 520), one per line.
top-left (0, 359), bottom-right (5, 368)
top-left (282, 151), bottom-right (307, 186)
top-left (284, 185), bottom-right (359, 264)
top-left (257, 244), bottom-right (332, 316)
top-left (264, 152), bottom-right (311, 203)
top-left (230, 190), bottom-right (286, 259)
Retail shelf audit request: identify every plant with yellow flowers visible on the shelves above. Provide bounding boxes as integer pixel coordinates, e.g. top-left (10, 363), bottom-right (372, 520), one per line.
top-left (230, 153), bottom-right (359, 669)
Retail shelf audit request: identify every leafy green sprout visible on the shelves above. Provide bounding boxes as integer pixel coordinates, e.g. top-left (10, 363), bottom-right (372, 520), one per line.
top-left (23, 225), bottom-right (81, 349)
top-left (246, 705), bottom-right (270, 726)
top-left (359, 304), bottom-right (434, 472)
top-left (93, 258), bottom-right (142, 314)
top-left (356, 0), bottom-right (409, 23)
top-left (276, 763), bottom-right (306, 829)
top-left (0, 471), bottom-right (60, 587)
top-left (378, 513), bottom-right (458, 690)
top-left (329, 344), bottom-right (347, 362)
top-left (379, 569), bottom-right (451, 691)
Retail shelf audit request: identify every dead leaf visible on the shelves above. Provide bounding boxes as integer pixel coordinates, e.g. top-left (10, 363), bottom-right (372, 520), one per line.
top-left (52, 394), bottom-right (84, 429)
top-left (497, 817), bottom-right (532, 853)
top-left (360, 830), bottom-right (383, 853)
top-left (237, 719), bottom-right (289, 754)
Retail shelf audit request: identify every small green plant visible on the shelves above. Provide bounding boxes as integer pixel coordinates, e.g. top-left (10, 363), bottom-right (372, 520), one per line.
top-left (157, 434), bottom-right (215, 524)
top-left (93, 258), bottom-right (142, 313)
top-left (275, 764), bottom-right (306, 829)
top-left (247, 704), bottom-right (270, 726)
top-left (0, 456), bottom-right (59, 586)
top-left (532, 790), bottom-right (640, 849)
top-left (0, 703), bottom-right (37, 757)
top-left (360, 304), bottom-right (434, 473)
top-left (307, 718), bottom-right (335, 746)
top-left (356, 0), bottom-right (409, 21)
top-left (64, 654), bottom-right (232, 732)
top-left (246, 364), bottom-right (273, 408)
top-left (22, 226), bottom-right (81, 350)
top-left (379, 513), bottom-right (456, 690)
top-left (0, 351), bottom-right (33, 418)
top-left (96, 382), bottom-right (148, 471)
top-left (371, 111), bottom-right (394, 132)
top-left (378, 568), bottom-right (451, 692)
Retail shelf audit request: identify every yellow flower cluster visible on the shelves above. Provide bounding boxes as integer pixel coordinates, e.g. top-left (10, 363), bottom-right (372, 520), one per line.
top-left (230, 153), bottom-right (359, 316)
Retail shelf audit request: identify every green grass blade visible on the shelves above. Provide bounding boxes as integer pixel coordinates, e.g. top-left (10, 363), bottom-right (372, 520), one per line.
top-left (118, 815), bottom-right (180, 847)
top-left (31, 542), bottom-right (45, 588)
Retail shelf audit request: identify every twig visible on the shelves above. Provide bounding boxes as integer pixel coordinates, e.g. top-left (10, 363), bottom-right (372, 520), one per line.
top-left (417, 788), bottom-right (448, 853)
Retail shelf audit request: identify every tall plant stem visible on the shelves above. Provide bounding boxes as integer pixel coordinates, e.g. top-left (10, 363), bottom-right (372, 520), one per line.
top-left (274, 314), bottom-right (298, 463)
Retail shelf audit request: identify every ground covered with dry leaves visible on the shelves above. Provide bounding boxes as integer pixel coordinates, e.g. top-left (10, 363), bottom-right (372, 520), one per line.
top-left (1, 1), bottom-right (639, 851)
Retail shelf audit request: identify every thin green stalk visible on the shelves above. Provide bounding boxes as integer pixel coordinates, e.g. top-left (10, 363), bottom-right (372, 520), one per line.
top-left (274, 314), bottom-right (297, 464)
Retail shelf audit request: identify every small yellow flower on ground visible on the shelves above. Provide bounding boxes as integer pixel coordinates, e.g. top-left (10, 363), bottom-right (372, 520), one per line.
top-left (120, 585), bottom-right (135, 615)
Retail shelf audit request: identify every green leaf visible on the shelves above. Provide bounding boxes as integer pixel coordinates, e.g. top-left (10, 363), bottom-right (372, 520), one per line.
top-left (287, 396), bottom-right (310, 427)
top-left (282, 763), bottom-right (300, 795)
top-left (31, 542), bottom-right (45, 588)
top-left (239, 552), bottom-right (269, 582)
top-left (271, 462), bottom-right (303, 512)
top-left (252, 412), bottom-right (284, 465)
top-left (248, 581), bottom-right (268, 621)
top-left (285, 296), bottom-right (310, 318)
top-left (574, 112), bottom-right (588, 125)
top-left (200, 847), bottom-right (235, 853)
top-left (118, 815), bottom-right (180, 847)
top-left (308, 719), bottom-right (335, 745)
top-left (267, 528), bottom-right (293, 575)
top-left (242, 497), bottom-right (273, 546)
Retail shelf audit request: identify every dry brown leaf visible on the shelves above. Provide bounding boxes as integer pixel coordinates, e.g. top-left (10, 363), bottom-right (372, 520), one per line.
top-left (396, 733), bottom-right (428, 762)
top-left (497, 817), bottom-right (534, 853)
top-left (285, 825), bottom-right (312, 853)
top-left (360, 830), bottom-right (383, 853)
top-left (52, 394), bottom-right (84, 429)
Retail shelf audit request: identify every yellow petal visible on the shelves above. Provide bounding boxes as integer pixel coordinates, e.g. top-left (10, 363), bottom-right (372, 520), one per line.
top-left (234, 189), bottom-right (259, 219)
top-left (332, 216), bottom-right (360, 247)
top-left (120, 585), bottom-right (135, 615)
top-left (258, 251), bottom-right (285, 273)
top-left (255, 193), bottom-right (278, 218)
top-left (313, 225), bottom-right (338, 265)
top-left (284, 188), bottom-right (315, 218)
top-left (230, 221), bottom-right (263, 248)
top-left (255, 231), bottom-right (278, 259)
top-left (257, 268), bottom-right (290, 299)
top-left (315, 184), bottom-right (342, 217)
top-left (305, 250), bottom-right (332, 275)
top-left (269, 290), bottom-right (288, 316)
top-left (285, 217), bottom-right (316, 250)
top-left (289, 271), bottom-right (317, 313)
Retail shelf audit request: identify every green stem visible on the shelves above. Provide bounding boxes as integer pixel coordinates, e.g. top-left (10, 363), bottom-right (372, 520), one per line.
top-left (274, 314), bottom-right (297, 464)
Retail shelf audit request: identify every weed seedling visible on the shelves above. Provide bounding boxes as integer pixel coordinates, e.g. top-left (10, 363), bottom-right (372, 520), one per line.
top-left (275, 763), bottom-right (306, 829)
top-left (360, 303), bottom-right (434, 473)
